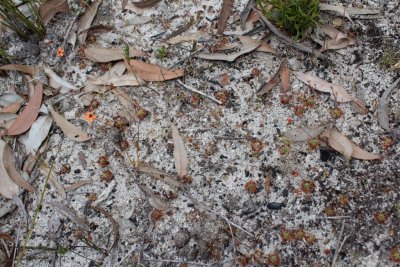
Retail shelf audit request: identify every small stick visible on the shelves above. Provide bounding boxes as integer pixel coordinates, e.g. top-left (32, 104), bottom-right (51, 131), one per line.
top-left (177, 80), bottom-right (223, 105)
top-left (316, 216), bottom-right (351, 220)
top-left (143, 253), bottom-right (212, 266)
top-left (331, 219), bottom-right (346, 267)
top-left (255, 9), bottom-right (325, 60)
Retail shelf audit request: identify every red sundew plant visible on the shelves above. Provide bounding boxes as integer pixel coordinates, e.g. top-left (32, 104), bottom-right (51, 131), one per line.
top-left (267, 252), bottom-right (280, 266)
top-left (330, 107), bottom-right (344, 119)
top-left (97, 156), bottom-right (109, 167)
top-left (308, 138), bottom-right (320, 150)
top-left (300, 180), bottom-right (315, 194)
top-left (292, 228), bottom-right (306, 240)
top-left (150, 209), bottom-right (164, 221)
top-left (250, 138), bottom-right (264, 156)
top-left (374, 211), bottom-right (389, 224)
top-left (305, 233), bottom-right (317, 245)
top-left (244, 180), bottom-right (259, 193)
top-left (390, 247), bottom-right (400, 263)
top-left (101, 169), bottom-right (114, 183)
top-left (381, 136), bottom-right (395, 150)
top-left (281, 227), bottom-right (293, 242)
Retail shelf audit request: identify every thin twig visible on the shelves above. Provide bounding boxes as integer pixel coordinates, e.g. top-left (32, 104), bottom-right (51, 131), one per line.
top-left (255, 9), bottom-right (325, 60)
top-left (143, 253), bottom-right (213, 266)
top-left (316, 216), bottom-right (351, 220)
top-left (331, 219), bottom-right (347, 267)
top-left (177, 80), bottom-right (222, 105)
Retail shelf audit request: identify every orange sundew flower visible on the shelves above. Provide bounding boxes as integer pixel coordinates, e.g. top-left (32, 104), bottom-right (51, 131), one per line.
top-left (83, 111), bottom-right (97, 124)
top-left (56, 47), bottom-right (65, 57)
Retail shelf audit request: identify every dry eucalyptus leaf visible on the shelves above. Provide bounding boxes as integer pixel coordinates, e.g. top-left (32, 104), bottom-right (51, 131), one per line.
top-left (138, 164), bottom-right (186, 189)
top-left (258, 58), bottom-right (288, 96)
top-left (319, 3), bottom-right (381, 19)
top-left (217, 0), bottom-right (234, 34)
top-left (132, 0), bottom-right (161, 8)
top-left (197, 36), bottom-right (260, 62)
top-left (319, 25), bottom-right (355, 50)
top-left (0, 64), bottom-right (38, 75)
top-left (255, 42), bottom-right (278, 55)
top-left (20, 115), bottom-right (53, 155)
top-left (171, 124), bottom-right (188, 177)
top-left (7, 82), bottom-right (42, 136)
top-left (48, 200), bottom-right (91, 231)
top-left (378, 77), bottom-right (400, 132)
top-left (77, 0), bottom-right (102, 44)
top-left (325, 128), bottom-right (353, 159)
top-left (293, 71), bottom-right (353, 103)
top-left (0, 140), bottom-right (19, 199)
top-left (286, 124), bottom-right (326, 142)
top-left (48, 105), bottom-right (90, 142)
top-left (129, 60), bottom-right (184, 81)
top-left (39, 0), bottom-right (69, 24)
top-left (84, 47), bottom-right (145, 63)
top-left (64, 180), bottom-right (92, 192)
top-left (279, 58), bottom-right (290, 94)
top-left (240, 0), bottom-right (254, 30)
top-left (139, 184), bottom-right (171, 210)
top-left (0, 93), bottom-right (23, 109)
top-left (123, 1), bottom-right (144, 14)
top-left (44, 68), bottom-right (78, 93)
top-left (166, 32), bottom-right (210, 44)
top-left (90, 73), bottom-right (140, 87)
top-left (325, 128), bottom-right (381, 160)
top-left (3, 143), bottom-right (35, 192)
top-left (0, 113), bottom-right (17, 130)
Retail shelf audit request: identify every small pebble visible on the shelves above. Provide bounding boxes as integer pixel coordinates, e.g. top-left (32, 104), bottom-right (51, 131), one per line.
top-left (267, 202), bottom-right (285, 210)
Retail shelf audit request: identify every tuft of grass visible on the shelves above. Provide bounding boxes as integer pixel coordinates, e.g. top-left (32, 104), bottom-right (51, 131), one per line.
top-left (256, 0), bottom-right (320, 40)
top-left (0, 0), bottom-right (46, 40)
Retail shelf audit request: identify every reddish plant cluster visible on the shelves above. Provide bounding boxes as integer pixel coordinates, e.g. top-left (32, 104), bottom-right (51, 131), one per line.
top-left (280, 226), bottom-right (317, 245)
top-left (244, 180), bottom-right (259, 193)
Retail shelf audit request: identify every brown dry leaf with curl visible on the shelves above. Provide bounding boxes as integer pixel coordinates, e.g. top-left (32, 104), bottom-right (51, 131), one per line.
top-left (286, 124), bottom-right (326, 142)
top-left (132, 0), bottom-right (161, 8)
top-left (315, 25), bottom-right (355, 51)
top-left (171, 124), bottom-right (188, 177)
top-left (3, 143), bottom-right (35, 192)
top-left (129, 60), bottom-right (184, 81)
top-left (217, 0), bottom-right (234, 34)
top-left (84, 47), bottom-right (145, 63)
top-left (0, 140), bottom-right (19, 199)
top-left (293, 71), bottom-right (353, 103)
top-left (7, 82), bottom-right (42, 136)
top-left (138, 164), bottom-right (186, 190)
top-left (39, 0), bottom-right (69, 24)
top-left (258, 58), bottom-right (289, 96)
top-left (279, 58), bottom-right (290, 94)
top-left (77, 0), bottom-right (102, 44)
top-left (324, 128), bottom-right (381, 160)
top-left (48, 105), bottom-right (90, 142)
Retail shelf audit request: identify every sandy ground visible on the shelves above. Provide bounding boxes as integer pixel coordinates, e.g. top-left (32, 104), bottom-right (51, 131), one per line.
top-left (0, 0), bottom-right (400, 266)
